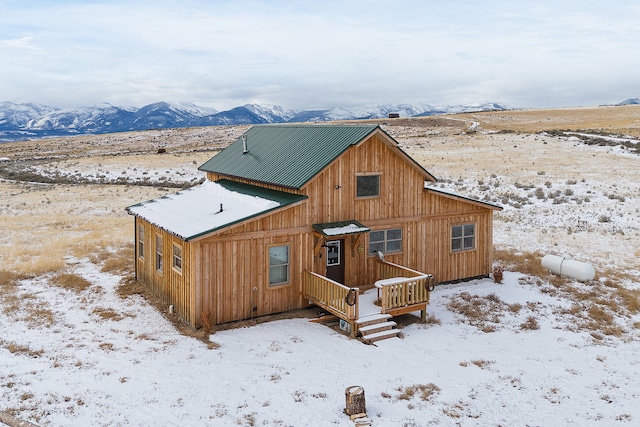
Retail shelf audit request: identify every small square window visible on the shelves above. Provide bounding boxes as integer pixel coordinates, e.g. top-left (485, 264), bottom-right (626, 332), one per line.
top-left (452, 224), bottom-right (475, 252)
top-left (356, 175), bottom-right (380, 198)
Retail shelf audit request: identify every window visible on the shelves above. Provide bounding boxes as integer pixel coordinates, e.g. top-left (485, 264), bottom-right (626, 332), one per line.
top-left (172, 244), bottom-right (182, 273)
top-left (268, 245), bottom-right (290, 286)
top-left (326, 241), bottom-right (340, 266)
top-left (452, 224), bottom-right (475, 252)
top-left (369, 228), bottom-right (402, 255)
top-left (356, 174), bottom-right (380, 198)
top-left (155, 235), bottom-right (163, 272)
top-left (138, 225), bottom-right (144, 259)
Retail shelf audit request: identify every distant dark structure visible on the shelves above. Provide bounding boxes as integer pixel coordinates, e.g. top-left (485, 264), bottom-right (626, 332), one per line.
top-left (388, 113), bottom-right (400, 119)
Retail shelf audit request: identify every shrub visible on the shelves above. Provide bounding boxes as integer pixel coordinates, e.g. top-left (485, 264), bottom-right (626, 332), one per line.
top-left (492, 265), bottom-right (504, 283)
top-left (200, 311), bottom-right (214, 334)
top-left (396, 383), bottom-right (441, 402)
top-left (520, 316), bottom-right (540, 330)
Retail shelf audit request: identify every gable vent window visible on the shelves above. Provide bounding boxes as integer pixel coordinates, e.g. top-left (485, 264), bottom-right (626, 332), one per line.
top-left (452, 224), bottom-right (475, 252)
top-left (356, 174), bottom-right (380, 198)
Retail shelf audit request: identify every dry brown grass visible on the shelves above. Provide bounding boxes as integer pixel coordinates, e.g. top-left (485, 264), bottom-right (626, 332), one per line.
top-left (0, 339), bottom-right (44, 358)
top-left (520, 316), bottom-right (540, 330)
top-left (455, 105), bottom-right (640, 136)
top-left (51, 273), bottom-right (92, 292)
top-left (0, 125), bottom-right (242, 162)
top-left (395, 383), bottom-right (441, 402)
top-left (23, 304), bottom-right (56, 328)
top-left (0, 270), bottom-right (30, 286)
top-left (92, 307), bottom-right (130, 321)
top-left (494, 249), bottom-right (563, 285)
top-left (446, 292), bottom-right (507, 333)
top-left (417, 313), bottom-right (441, 328)
top-left (470, 359), bottom-right (495, 369)
top-left (0, 179), bottom-right (163, 275)
top-left (99, 246), bottom-right (134, 276)
top-left (0, 271), bottom-right (30, 317)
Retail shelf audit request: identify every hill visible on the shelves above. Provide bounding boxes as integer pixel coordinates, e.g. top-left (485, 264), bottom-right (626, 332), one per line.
top-left (0, 105), bottom-right (639, 426)
top-left (0, 100), bottom-right (508, 142)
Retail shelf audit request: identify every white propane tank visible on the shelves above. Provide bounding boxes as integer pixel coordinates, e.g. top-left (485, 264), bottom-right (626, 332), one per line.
top-left (541, 254), bottom-right (595, 282)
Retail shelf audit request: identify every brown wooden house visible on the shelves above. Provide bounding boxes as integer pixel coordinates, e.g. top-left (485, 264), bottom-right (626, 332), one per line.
top-left (126, 124), bottom-right (501, 337)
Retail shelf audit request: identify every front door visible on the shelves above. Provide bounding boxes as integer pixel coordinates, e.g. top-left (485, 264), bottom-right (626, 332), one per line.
top-left (325, 239), bottom-right (345, 284)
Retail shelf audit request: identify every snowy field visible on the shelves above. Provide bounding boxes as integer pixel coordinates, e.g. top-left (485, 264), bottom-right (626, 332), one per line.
top-left (1, 109), bottom-right (639, 426)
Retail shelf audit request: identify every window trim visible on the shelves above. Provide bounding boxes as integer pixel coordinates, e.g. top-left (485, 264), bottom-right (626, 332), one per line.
top-left (172, 243), bottom-right (183, 274)
top-left (138, 225), bottom-right (144, 260)
top-left (451, 223), bottom-right (476, 253)
top-left (368, 228), bottom-right (403, 256)
top-left (155, 234), bottom-right (163, 273)
top-left (267, 244), bottom-right (291, 288)
top-left (355, 173), bottom-right (381, 199)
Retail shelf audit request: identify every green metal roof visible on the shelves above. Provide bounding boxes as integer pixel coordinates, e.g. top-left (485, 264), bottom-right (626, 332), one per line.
top-left (199, 124), bottom-right (380, 189)
top-left (215, 179), bottom-right (307, 206)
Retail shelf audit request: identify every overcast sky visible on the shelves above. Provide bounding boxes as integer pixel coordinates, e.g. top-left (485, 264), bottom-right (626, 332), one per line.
top-left (1, 0), bottom-right (639, 111)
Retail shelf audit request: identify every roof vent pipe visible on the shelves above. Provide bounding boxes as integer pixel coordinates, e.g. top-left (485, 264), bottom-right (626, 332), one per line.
top-left (242, 134), bottom-right (249, 154)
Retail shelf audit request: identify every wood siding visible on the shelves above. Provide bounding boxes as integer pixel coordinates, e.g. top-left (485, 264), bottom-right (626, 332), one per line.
top-left (133, 129), bottom-right (497, 327)
top-left (135, 217), bottom-right (193, 324)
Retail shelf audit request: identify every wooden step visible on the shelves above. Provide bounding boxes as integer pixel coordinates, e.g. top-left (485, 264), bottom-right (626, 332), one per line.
top-left (358, 320), bottom-right (397, 335)
top-left (355, 313), bottom-right (392, 328)
top-left (361, 328), bottom-right (400, 344)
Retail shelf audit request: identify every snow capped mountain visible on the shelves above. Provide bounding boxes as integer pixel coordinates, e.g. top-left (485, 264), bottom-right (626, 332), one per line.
top-left (169, 101), bottom-right (218, 117)
top-left (27, 103), bottom-right (137, 133)
top-left (243, 104), bottom-right (298, 123)
top-left (617, 98), bottom-right (639, 106)
top-left (0, 100), bottom-right (512, 142)
top-left (0, 102), bottom-right (58, 129)
top-left (288, 104), bottom-right (438, 122)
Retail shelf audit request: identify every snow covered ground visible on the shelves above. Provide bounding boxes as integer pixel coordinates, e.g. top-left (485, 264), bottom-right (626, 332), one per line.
top-left (1, 115), bottom-right (639, 426)
top-left (2, 259), bottom-right (639, 426)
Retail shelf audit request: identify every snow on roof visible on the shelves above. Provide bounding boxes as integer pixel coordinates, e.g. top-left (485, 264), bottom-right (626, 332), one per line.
top-left (321, 223), bottom-right (369, 236)
top-left (127, 180), bottom-right (280, 240)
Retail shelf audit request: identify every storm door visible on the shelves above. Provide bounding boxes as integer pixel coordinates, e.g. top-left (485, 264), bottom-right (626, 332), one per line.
top-left (325, 239), bottom-right (345, 284)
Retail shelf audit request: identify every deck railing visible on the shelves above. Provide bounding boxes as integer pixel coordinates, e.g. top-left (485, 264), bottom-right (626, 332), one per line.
top-left (377, 260), bottom-right (432, 314)
top-left (303, 271), bottom-right (359, 321)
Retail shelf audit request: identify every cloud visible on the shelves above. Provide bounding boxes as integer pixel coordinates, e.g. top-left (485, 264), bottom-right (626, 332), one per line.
top-left (0, 0), bottom-right (639, 109)
top-left (0, 36), bottom-right (38, 50)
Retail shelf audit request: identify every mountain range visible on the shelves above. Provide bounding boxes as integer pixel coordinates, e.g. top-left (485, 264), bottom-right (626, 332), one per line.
top-left (0, 100), bottom-right (503, 142)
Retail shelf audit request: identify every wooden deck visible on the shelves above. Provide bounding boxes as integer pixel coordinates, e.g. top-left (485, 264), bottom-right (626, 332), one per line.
top-left (303, 259), bottom-right (433, 341)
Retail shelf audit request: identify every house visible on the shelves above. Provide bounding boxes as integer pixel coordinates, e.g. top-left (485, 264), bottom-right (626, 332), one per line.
top-left (126, 124), bottom-right (501, 335)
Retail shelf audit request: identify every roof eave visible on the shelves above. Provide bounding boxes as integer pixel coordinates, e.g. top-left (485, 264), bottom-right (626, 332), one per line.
top-left (425, 187), bottom-right (503, 211)
top-left (201, 171), bottom-right (303, 191)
